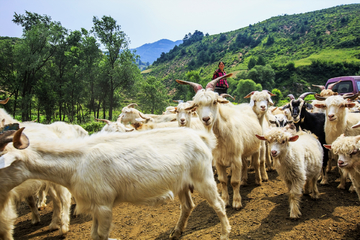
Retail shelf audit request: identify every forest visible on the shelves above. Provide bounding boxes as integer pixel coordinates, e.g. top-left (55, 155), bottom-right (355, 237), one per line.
top-left (1, 4), bottom-right (360, 130)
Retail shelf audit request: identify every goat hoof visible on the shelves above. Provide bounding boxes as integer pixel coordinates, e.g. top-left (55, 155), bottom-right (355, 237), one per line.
top-left (49, 222), bottom-right (60, 231)
top-left (60, 225), bottom-right (69, 235)
top-left (169, 228), bottom-right (182, 239)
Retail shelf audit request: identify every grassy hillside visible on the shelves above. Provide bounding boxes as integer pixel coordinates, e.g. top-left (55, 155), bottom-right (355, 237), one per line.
top-left (144, 3), bottom-right (360, 99)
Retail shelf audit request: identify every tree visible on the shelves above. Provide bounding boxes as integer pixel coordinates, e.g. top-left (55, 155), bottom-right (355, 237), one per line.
top-left (12, 11), bottom-right (66, 121)
top-left (248, 57), bottom-right (256, 70)
top-left (271, 88), bottom-right (283, 106)
top-left (266, 35), bottom-right (275, 46)
top-left (234, 79), bottom-right (262, 103)
top-left (257, 56), bottom-right (266, 66)
top-left (137, 76), bottom-right (169, 114)
top-left (92, 15), bottom-right (128, 120)
top-left (247, 64), bottom-right (275, 90)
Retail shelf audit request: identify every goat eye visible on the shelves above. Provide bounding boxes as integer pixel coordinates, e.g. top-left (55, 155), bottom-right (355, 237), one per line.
top-left (282, 140), bottom-right (285, 144)
top-left (213, 101), bottom-right (217, 105)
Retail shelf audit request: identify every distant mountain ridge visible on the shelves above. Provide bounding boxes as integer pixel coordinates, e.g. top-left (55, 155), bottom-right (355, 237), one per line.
top-left (132, 39), bottom-right (182, 65)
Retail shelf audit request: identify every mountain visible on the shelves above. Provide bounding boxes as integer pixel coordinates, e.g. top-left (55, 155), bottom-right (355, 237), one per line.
top-left (132, 39), bottom-right (182, 65)
top-left (145, 4), bottom-right (360, 99)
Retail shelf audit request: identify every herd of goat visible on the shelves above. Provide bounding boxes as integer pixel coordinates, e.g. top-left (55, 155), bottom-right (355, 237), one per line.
top-left (1, 74), bottom-right (360, 240)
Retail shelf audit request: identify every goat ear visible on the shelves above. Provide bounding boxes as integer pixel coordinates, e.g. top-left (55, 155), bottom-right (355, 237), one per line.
top-left (244, 91), bottom-right (255, 99)
top-left (345, 102), bottom-right (356, 108)
top-left (306, 103), bottom-right (313, 110)
top-left (323, 144), bottom-right (331, 150)
top-left (185, 102), bottom-right (197, 111)
top-left (281, 104), bottom-right (290, 110)
top-left (289, 135), bottom-right (299, 142)
top-left (314, 103), bottom-right (326, 109)
top-left (255, 134), bottom-right (266, 141)
top-left (268, 120), bottom-right (276, 125)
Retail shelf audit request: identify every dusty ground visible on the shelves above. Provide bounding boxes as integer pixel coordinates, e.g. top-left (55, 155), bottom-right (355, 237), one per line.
top-left (13, 167), bottom-right (360, 240)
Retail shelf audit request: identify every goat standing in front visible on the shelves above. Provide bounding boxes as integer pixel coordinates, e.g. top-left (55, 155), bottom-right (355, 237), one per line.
top-left (0, 127), bottom-right (230, 240)
top-left (256, 128), bottom-right (323, 218)
top-left (177, 74), bottom-right (262, 209)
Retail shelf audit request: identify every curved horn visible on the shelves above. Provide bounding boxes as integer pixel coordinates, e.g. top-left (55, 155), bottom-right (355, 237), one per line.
top-left (287, 94), bottom-right (295, 100)
top-left (328, 80), bottom-right (342, 90)
top-left (95, 118), bottom-right (111, 125)
top-left (139, 112), bottom-right (151, 120)
top-left (343, 92), bottom-right (359, 101)
top-left (0, 98), bottom-right (10, 105)
top-left (205, 73), bottom-right (233, 91)
top-left (220, 93), bottom-right (235, 100)
top-left (352, 121), bottom-right (360, 129)
top-left (125, 126), bottom-right (135, 132)
top-left (176, 79), bottom-right (203, 93)
top-left (13, 127), bottom-right (29, 150)
top-left (299, 92), bottom-right (315, 100)
top-left (126, 103), bottom-right (138, 108)
top-left (314, 93), bottom-right (327, 101)
top-left (312, 84), bottom-right (325, 90)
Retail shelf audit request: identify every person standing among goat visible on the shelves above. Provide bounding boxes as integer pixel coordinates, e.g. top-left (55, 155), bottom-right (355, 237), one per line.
top-left (212, 61), bottom-right (229, 95)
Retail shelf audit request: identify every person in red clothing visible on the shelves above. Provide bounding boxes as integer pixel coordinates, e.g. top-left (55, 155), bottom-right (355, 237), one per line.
top-left (212, 61), bottom-right (229, 95)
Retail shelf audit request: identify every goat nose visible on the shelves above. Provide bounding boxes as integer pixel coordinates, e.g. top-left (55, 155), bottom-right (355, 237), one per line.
top-left (271, 150), bottom-right (277, 156)
top-left (203, 116), bottom-right (210, 123)
top-left (181, 119), bottom-right (185, 122)
top-left (328, 114), bottom-right (334, 119)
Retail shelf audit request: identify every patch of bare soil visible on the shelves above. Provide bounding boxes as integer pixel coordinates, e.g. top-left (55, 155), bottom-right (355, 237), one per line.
top-left (13, 167), bottom-right (360, 239)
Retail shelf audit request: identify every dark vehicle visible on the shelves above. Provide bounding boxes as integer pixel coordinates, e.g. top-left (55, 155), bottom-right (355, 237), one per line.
top-left (325, 76), bottom-right (360, 95)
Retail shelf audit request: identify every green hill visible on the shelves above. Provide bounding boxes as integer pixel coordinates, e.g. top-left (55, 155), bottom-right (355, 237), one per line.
top-left (144, 4), bottom-right (360, 102)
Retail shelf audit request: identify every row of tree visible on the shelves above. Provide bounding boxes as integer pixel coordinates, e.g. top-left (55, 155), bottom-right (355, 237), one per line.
top-left (0, 12), bottom-right (150, 123)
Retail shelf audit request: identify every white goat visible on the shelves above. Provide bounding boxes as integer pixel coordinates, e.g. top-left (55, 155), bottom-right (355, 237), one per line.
top-left (95, 118), bottom-right (134, 133)
top-left (119, 103), bottom-right (176, 124)
top-left (0, 127), bottom-right (231, 240)
top-left (174, 101), bottom-right (204, 130)
top-left (244, 90), bottom-right (276, 176)
top-left (314, 95), bottom-right (360, 189)
top-left (256, 128), bottom-right (323, 218)
top-left (324, 134), bottom-right (360, 201)
top-left (0, 124), bottom-right (72, 240)
top-left (177, 75), bottom-right (262, 210)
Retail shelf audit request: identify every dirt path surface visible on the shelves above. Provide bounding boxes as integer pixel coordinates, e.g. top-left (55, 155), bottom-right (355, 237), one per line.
top-left (13, 167), bottom-right (360, 240)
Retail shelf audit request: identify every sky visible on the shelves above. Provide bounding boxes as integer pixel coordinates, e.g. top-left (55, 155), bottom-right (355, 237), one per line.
top-left (1, 0), bottom-right (359, 49)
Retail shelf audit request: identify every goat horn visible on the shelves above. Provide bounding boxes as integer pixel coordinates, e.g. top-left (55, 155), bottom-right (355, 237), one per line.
top-left (176, 79), bottom-right (203, 93)
top-left (328, 80), bottom-right (342, 90)
top-left (299, 92), bottom-right (315, 100)
top-left (126, 103), bottom-right (138, 108)
top-left (95, 118), bottom-right (111, 125)
top-left (352, 121), bottom-right (360, 129)
top-left (0, 98), bottom-right (10, 105)
top-left (343, 92), bottom-right (359, 101)
top-left (312, 84), bottom-right (325, 90)
top-left (205, 73), bottom-right (233, 91)
top-left (287, 94), bottom-right (295, 100)
top-left (139, 112), bottom-right (151, 120)
top-left (314, 93), bottom-right (327, 101)
top-left (13, 127), bottom-right (29, 150)
top-left (220, 94), bottom-right (235, 100)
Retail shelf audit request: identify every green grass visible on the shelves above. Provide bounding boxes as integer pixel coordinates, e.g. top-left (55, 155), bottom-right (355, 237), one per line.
top-left (294, 48), bottom-right (360, 67)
